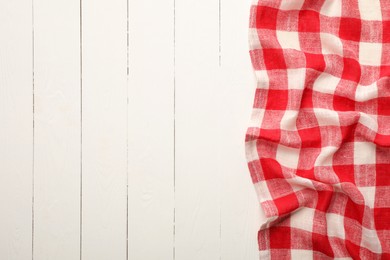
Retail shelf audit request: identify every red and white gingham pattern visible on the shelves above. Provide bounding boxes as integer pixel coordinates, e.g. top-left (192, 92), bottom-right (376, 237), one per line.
top-left (246, 0), bottom-right (390, 258)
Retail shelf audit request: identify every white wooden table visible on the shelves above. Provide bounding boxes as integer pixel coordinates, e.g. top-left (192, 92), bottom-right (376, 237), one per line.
top-left (0, 0), bottom-right (265, 259)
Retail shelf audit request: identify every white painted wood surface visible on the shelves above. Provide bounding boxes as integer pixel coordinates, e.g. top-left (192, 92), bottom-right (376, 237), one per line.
top-left (81, 0), bottom-right (127, 259)
top-left (0, 1), bottom-right (33, 259)
top-left (33, 0), bottom-right (81, 259)
top-left (127, 0), bottom-right (175, 259)
top-left (0, 0), bottom-right (263, 259)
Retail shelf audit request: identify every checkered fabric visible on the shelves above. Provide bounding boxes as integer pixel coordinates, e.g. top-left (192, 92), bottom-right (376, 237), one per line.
top-left (246, 0), bottom-right (390, 259)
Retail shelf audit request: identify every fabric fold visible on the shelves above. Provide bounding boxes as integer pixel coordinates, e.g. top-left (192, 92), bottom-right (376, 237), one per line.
top-left (246, 0), bottom-right (390, 258)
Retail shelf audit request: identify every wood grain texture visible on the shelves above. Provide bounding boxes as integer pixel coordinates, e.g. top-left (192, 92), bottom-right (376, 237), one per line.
top-left (127, 0), bottom-right (175, 259)
top-left (81, 0), bottom-right (127, 259)
top-left (33, 0), bottom-right (81, 259)
top-left (219, 0), bottom-right (262, 259)
top-left (0, 1), bottom-right (33, 259)
top-left (0, 0), bottom-right (262, 258)
top-left (175, 0), bottom-right (222, 259)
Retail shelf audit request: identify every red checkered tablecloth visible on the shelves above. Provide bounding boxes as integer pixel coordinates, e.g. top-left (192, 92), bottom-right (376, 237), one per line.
top-left (246, 0), bottom-right (390, 258)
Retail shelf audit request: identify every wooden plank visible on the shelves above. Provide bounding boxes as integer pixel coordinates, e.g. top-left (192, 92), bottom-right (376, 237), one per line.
top-left (81, 0), bottom-right (127, 259)
top-left (219, 0), bottom-right (262, 259)
top-left (0, 1), bottom-right (33, 259)
top-left (33, 0), bottom-right (81, 258)
top-left (175, 0), bottom-right (222, 258)
top-left (127, 0), bottom-right (175, 259)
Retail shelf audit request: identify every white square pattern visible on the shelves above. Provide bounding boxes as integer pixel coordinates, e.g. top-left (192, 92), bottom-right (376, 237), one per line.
top-left (361, 227), bottom-right (382, 253)
top-left (320, 33), bottom-right (343, 56)
top-left (287, 68), bottom-right (306, 90)
top-left (254, 181), bottom-right (273, 202)
top-left (354, 142), bottom-right (376, 165)
top-left (358, 113), bottom-right (378, 132)
top-left (291, 250), bottom-right (314, 259)
top-left (359, 42), bottom-right (382, 66)
top-left (287, 176), bottom-right (315, 192)
top-left (290, 207), bottom-right (315, 232)
top-left (358, 0), bottom-right (382, 21)
top-left (320, 0), bottom-right (342, 17)
top-left (313, 108), bottom-right (340, 126)
top-left (249, 28), bottom-right (261, 50)
top-left (358, 186), bottom-right (376, 208)
top-left (313, 73), bottom-right (341, 95)
top-left (279, 0), bottom-right (305, 10)
top-left (245, 140), bottom-right (259, 162)
top-left (355, 82), bottom-right (378, 102)
top-left (315, 146), bottom-right (338, 166)
top-left (326, 213), bottom-right (345, 239)
top-left (255, 70), bottom-right (269, 89)
top-left (280, 110), bottom-right (299, 131)
top-left (249, 108), bottom-right (265, 127)
top-left (277, 30), bottom-right (301, 51)
top-left (276, 144), bottom-right (300, 169)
